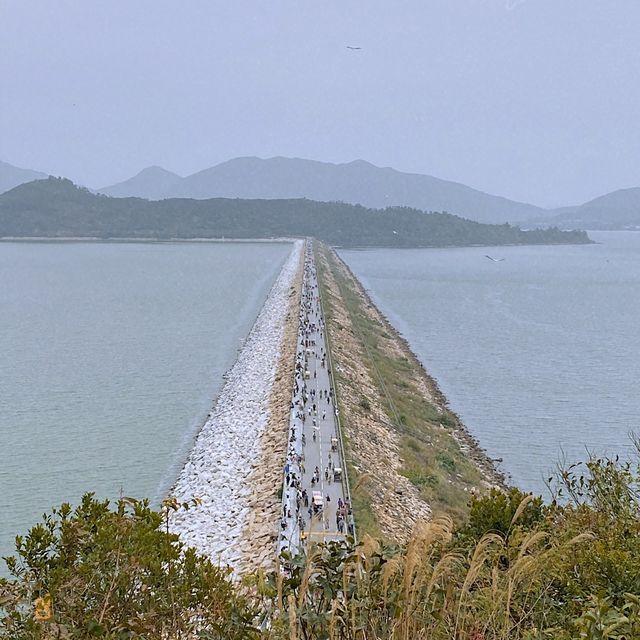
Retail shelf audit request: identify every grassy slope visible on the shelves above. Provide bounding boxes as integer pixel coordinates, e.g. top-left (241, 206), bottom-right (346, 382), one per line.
top-left (315, 241), bottom-right (503, 536)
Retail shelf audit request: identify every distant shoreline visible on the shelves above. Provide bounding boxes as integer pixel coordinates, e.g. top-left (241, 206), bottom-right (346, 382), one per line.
top-left (0, 236), bottom-right (296, 244)
top-left (0, 236), bottom-right (594, 249)
top-left (335, 239), bottom-right (597, 250)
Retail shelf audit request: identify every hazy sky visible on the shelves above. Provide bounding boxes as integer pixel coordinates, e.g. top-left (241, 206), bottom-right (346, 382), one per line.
top-left (1, 1), bottom-right (638, 207)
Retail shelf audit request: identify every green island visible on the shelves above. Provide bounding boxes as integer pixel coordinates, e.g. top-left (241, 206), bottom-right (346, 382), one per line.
top-left (0, 178), bottom-right (591, 248)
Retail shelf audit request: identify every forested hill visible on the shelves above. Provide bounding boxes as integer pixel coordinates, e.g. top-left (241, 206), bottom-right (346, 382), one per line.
top-left (0, 178), bottom-right (591, 247)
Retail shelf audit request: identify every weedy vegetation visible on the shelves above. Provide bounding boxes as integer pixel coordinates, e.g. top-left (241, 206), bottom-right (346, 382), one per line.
top-left (3, 449), bottom-right (640, 638)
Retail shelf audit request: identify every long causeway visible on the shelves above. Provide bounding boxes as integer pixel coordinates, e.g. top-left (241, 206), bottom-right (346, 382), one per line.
top-left (278, 241), bottom-right (355, 558)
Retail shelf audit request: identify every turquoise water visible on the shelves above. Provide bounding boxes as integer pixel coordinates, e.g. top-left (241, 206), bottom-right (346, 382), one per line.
top-left (340, 232), bottom-right (640, 495)
top-left (0, 241), bottom-right (291, 561)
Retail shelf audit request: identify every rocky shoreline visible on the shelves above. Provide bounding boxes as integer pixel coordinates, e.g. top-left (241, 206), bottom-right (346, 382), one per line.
top-left (235, 244), bottom-right (304, 574)
top-left (169, 240), bottom-right (303, 570)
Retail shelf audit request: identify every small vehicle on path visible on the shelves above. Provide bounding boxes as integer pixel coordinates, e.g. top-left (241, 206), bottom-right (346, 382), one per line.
top-left (312, 491), bottom-right (323, 514)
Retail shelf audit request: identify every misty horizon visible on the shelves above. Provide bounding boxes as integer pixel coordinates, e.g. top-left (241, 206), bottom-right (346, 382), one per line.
top-left (2, 1), bottom-right (639, 209)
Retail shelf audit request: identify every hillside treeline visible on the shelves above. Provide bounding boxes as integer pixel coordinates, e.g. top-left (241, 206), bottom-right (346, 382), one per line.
top-left (2, 450), bottom-right (640, 639)
top-left (0, 178), bottom-right (591, 247)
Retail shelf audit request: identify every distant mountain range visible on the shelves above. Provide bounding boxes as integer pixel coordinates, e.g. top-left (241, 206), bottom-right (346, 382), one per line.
top-left (0, 160), bottom-right (47, 194)
top-left (100, 165), bottom-right (183, 200)
top-left (2, 156), bottom-right (639, 229)
top-left (97, 157), bottom-right (545, 225)
top-left (525, 188), bottom-right (640, 230)
top-left (0, 177), bottom-right (590, 247)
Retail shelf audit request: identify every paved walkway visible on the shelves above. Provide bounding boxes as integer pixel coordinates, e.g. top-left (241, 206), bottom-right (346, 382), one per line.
top-left (278, 242), bottom-right (354, 557)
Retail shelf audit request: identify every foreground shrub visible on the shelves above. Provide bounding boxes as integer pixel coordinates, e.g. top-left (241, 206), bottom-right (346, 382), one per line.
top-left (3, 450), bottom-right (640, 639)
top-left (0, 494), bottom-right (255, 639)
top-left (459, 486), bottom-right (546, 542)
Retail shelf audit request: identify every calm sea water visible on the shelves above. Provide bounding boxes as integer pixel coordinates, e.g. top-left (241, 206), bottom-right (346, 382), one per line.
top-left (340, 232), bottom-right (640, 495)
top-left (0, 241), bottom-right (291, 561)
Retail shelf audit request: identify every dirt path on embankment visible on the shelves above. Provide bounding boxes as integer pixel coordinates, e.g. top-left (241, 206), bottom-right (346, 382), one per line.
top-left (315, 242), bottom-right (505, 541)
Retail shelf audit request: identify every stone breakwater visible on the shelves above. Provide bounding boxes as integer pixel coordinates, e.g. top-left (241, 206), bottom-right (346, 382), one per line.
top-left (169, 239), bottom-right (303, 568)
top-left (235, 245), bottom-right (304, 575)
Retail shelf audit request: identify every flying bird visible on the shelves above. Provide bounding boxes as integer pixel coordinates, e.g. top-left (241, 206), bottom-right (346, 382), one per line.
top-left (485, 255), bottom-right (505, 262)
top-left (346, 46), bottom-right (362, 50)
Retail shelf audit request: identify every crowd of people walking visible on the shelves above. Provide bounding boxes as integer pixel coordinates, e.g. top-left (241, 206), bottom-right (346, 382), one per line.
top-left (278, 242), bottom-right (354, 557)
